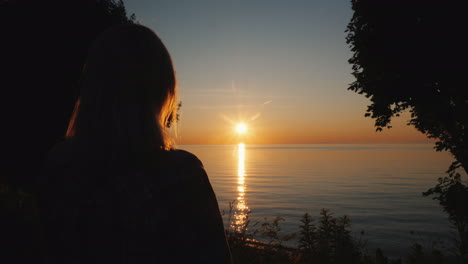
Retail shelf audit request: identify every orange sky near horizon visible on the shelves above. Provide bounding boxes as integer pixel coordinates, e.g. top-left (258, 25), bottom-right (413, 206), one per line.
top-left (176, 110), bottom-right (432, 145)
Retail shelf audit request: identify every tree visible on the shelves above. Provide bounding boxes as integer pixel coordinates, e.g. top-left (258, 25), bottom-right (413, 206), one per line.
top-left (423, 172), bottom-right (468, 262)
top-left (298, 212), bottom-right (316, 256)
top-left (0, 0), bottom-right (135, 192)
top-left (0, 1), bottom-right (135, 261)
top-left (346, 0), bottom-right (468, 175)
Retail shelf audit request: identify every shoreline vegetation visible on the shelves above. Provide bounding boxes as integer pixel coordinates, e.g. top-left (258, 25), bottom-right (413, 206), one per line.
top-left (223, 200), bottom-right (450, 264)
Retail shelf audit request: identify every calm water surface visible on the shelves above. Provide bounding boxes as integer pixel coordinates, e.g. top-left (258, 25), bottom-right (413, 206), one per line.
top-left (181, 143), bottom-right (464, 258)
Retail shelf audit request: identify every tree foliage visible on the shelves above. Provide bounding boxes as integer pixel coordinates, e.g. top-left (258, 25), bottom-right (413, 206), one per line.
top-left (298, 213), bottom-right (316, 253)
top-left (423, 172), bottom-right (468, 262)
top-left (346, 0), bottom-right (468, 173)
top-left (297, 209), bottom-right (361, 264)
top-left (0, 0), bottom-right (135, 191)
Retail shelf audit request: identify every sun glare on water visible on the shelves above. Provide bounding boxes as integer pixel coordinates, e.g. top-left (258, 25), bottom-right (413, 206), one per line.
top-left (236, 123), bottom-right (247, 134)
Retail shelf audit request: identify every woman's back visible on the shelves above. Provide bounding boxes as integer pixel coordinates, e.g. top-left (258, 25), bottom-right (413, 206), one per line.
top-left (40, 140), bottom-right (230, 263)
top-left (39, 24), bottom-right (230, 263)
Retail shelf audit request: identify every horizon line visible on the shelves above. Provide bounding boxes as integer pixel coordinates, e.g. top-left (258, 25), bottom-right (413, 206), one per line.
top-left (176, 141), bottom-right (435, 146)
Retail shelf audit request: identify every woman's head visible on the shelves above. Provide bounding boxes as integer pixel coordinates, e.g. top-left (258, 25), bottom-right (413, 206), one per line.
top-left (66, 24), bottom-right (177, 153)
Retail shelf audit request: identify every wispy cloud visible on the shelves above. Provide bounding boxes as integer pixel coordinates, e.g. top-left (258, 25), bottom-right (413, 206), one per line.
top-left (196, 104), bottom-right (256, 110)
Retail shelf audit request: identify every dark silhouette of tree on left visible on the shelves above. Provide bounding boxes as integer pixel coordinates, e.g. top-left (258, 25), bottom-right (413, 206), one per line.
top-left (0, 0), bottom-right (134, 191)
top-left (0, 0), bottom-right (134, 262)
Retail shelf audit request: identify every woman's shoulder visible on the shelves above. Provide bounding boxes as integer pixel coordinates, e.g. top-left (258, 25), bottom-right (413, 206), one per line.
top-left (170, 149), bottom-right (203, 167)
top-left (165, 149), bottom-right (209, 183)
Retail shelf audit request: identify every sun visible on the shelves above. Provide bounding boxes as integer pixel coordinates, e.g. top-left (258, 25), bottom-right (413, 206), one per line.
top-left (236, 123), bottom-right (248, 134)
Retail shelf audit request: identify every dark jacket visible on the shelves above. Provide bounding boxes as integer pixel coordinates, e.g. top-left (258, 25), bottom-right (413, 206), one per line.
top-left (39, 140), bottom-right (231, 263)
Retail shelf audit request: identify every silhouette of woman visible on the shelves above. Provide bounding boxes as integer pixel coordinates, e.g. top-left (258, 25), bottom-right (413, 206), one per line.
top-left (39, 24), bottom-right (231, 263)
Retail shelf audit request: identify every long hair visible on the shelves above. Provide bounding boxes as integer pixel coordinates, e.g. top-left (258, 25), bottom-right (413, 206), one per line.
top-left (66, 24), bottom-right (177, 157)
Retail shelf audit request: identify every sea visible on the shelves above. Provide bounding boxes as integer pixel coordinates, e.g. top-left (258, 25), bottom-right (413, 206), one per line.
top-left (181, 143), bottom-right (465, 258)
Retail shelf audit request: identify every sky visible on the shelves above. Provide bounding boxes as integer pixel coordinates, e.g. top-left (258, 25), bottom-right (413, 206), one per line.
top-left (123, 0), bottom-right (430, 145)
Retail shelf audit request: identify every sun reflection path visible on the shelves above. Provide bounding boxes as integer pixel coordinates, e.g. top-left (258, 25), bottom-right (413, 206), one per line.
top-left (233, 143), bottom-right (249, 231)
